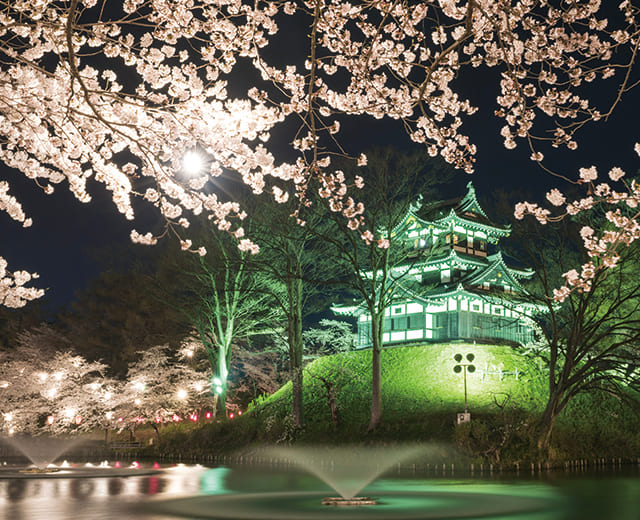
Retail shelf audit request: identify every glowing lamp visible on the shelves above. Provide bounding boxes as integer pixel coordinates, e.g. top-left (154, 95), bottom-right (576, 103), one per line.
top-left (46, 415), bottom-right (55, 425)
top-left (183, 150), bottom-right (203, 175)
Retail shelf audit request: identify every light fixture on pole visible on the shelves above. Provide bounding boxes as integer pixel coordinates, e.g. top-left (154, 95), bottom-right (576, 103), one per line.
top-left (454, 353), bottom-right (475, 424)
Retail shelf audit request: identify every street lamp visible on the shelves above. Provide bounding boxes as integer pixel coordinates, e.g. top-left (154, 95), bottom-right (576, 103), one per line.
top-left (454, 353), bottom-right (475, 424)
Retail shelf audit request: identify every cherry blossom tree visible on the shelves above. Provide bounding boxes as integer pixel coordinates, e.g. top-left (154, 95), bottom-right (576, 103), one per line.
top-left (517, 144), bottom-right (640, 300)
top-left (514, 217), bottom-right (640, 454)
top-left (0, 332), bottom-right (111, 435)
top-left (118, 344), bottom-right (213, 438)
top-left (2, 1), bottom-right (640, 306)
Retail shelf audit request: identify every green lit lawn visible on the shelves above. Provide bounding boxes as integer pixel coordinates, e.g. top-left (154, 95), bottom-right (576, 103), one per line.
top-left (253, 342), bottom-right (548, 439)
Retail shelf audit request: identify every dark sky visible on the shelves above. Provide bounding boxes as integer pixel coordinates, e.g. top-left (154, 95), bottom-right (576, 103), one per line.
top-left (1, 39), bottom-right (639, 310)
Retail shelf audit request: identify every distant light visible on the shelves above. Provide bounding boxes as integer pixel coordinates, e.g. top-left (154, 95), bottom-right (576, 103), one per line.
top-left (205, 412), bottom-right (212, 419)
top-left (173, 414), bottom-right (181, 422)
top-left (153, 462), bottom-right (160, 469)
top-left (238, 411), bottom-right (242, 416)
top-left (65, 408), bottom-right (76, 419)
top-left (134, 382), bottom-right (145, 392)
top-left (213, 377), bottom-right (222, 386)
top-left (189, 414), bottom-right (198, 422)
top-left (177, 389), bottom-right (188, 400)
top-left (183, 150), bottom-right (203, 175)
top-left (229, 413), bottom-right (234, 419)
top-left (118, 417), bottom-right (124, 422)
top-left (134, 398), bottom-right (142, 406)
top-left (215, 386), bottom-right (223, 395)
top-left (114, 461), bottom-right (121, 468)
top-left (75, 416), bottom-right (82, 425)
top-left (38, 372), bottom-right (48, 382)
top-left (155, 417), bottom-right (162, 423)
top-left (105, 412), bottom-right (114, 420)
top-left (46, 415), bottom-right (55, 425)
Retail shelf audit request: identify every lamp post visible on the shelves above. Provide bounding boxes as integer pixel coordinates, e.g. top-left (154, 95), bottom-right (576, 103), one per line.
top-left (454, 353), bottom-right (475, 423)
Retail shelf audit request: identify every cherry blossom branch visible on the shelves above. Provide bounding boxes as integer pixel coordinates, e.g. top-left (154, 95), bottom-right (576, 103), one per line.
top-left (516, 143), bottom-right (640, 301)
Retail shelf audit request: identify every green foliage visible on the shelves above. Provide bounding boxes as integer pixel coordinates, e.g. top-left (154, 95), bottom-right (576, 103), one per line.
top-left (155, 342), bottom-right (640, 463)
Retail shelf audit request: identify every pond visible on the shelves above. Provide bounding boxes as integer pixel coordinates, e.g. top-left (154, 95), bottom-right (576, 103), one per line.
top-left (1, 462), bottom-right (639, 520)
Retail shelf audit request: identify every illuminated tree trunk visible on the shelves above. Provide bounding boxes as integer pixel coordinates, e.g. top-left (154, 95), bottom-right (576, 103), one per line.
top-left (367, 312), bottom-right (384, 431)
top-left (287, 275), bottom-right (305, 428)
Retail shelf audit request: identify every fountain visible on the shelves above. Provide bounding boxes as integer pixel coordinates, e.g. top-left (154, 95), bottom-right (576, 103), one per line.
top-left (0, 434), bottom-right (85, 471)
top-left (0, 434), bottom-right (162, 479)
top-left (146, 445), bottom-right (563, 519)
top-left (265, 445), bottom-right (426, 506)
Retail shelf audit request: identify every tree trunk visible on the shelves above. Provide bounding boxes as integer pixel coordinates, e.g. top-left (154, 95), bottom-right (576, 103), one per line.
top-left (537, 387), bottom-right (565, 455)
top-left (368, 313), bottom-right (383, 431)
top-left (218, 345), bottom-right (230, 416)
top-left (288, 277), bottom-right (304, 429)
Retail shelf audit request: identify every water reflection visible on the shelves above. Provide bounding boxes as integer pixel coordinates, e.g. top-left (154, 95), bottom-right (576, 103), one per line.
top-left (0, 464), bottom-right (206, 520)
top-left (0, 464), bottom-right (638, 520)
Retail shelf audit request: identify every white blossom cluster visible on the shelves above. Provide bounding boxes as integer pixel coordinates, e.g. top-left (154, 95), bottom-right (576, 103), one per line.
top-left (0, 258), bottom-right (45, 308)
top-left (516, 143), bottom-right (640, 301)
top-left (0, 1), bottom-right (639, 305)
top-left (0, 338), bottom-right (213, 435)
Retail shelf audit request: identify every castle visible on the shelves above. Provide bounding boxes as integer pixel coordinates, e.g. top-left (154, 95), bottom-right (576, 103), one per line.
top-left (334, 182), bottom-right (538, 348)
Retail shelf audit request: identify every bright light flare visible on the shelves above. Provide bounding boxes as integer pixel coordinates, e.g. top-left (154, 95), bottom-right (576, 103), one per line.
top-left (177, 388), bottom-right (188, 400)
top-left (183, 151), bottom-right (203, 175)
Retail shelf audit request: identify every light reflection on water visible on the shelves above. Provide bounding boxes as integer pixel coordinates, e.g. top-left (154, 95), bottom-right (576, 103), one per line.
top-left (0, 464), bottom-right (639, 520)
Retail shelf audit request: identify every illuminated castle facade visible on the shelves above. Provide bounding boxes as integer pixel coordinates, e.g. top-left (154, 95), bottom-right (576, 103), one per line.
top-left (335, 183), bottom-right (538, 348)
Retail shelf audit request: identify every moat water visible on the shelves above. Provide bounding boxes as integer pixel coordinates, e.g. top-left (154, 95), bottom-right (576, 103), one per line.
top-left (0, 462), bottom-right (638, 520)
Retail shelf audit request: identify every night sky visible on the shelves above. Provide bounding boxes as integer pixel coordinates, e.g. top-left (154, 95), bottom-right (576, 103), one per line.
top-left (1, 48), bottom-right (639, 311)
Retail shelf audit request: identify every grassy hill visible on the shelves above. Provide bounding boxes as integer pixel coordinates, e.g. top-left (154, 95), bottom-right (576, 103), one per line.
top-left (254, 342), bottom-right (546, 436)
top-left (152, 342), bottom-right (640, 463)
